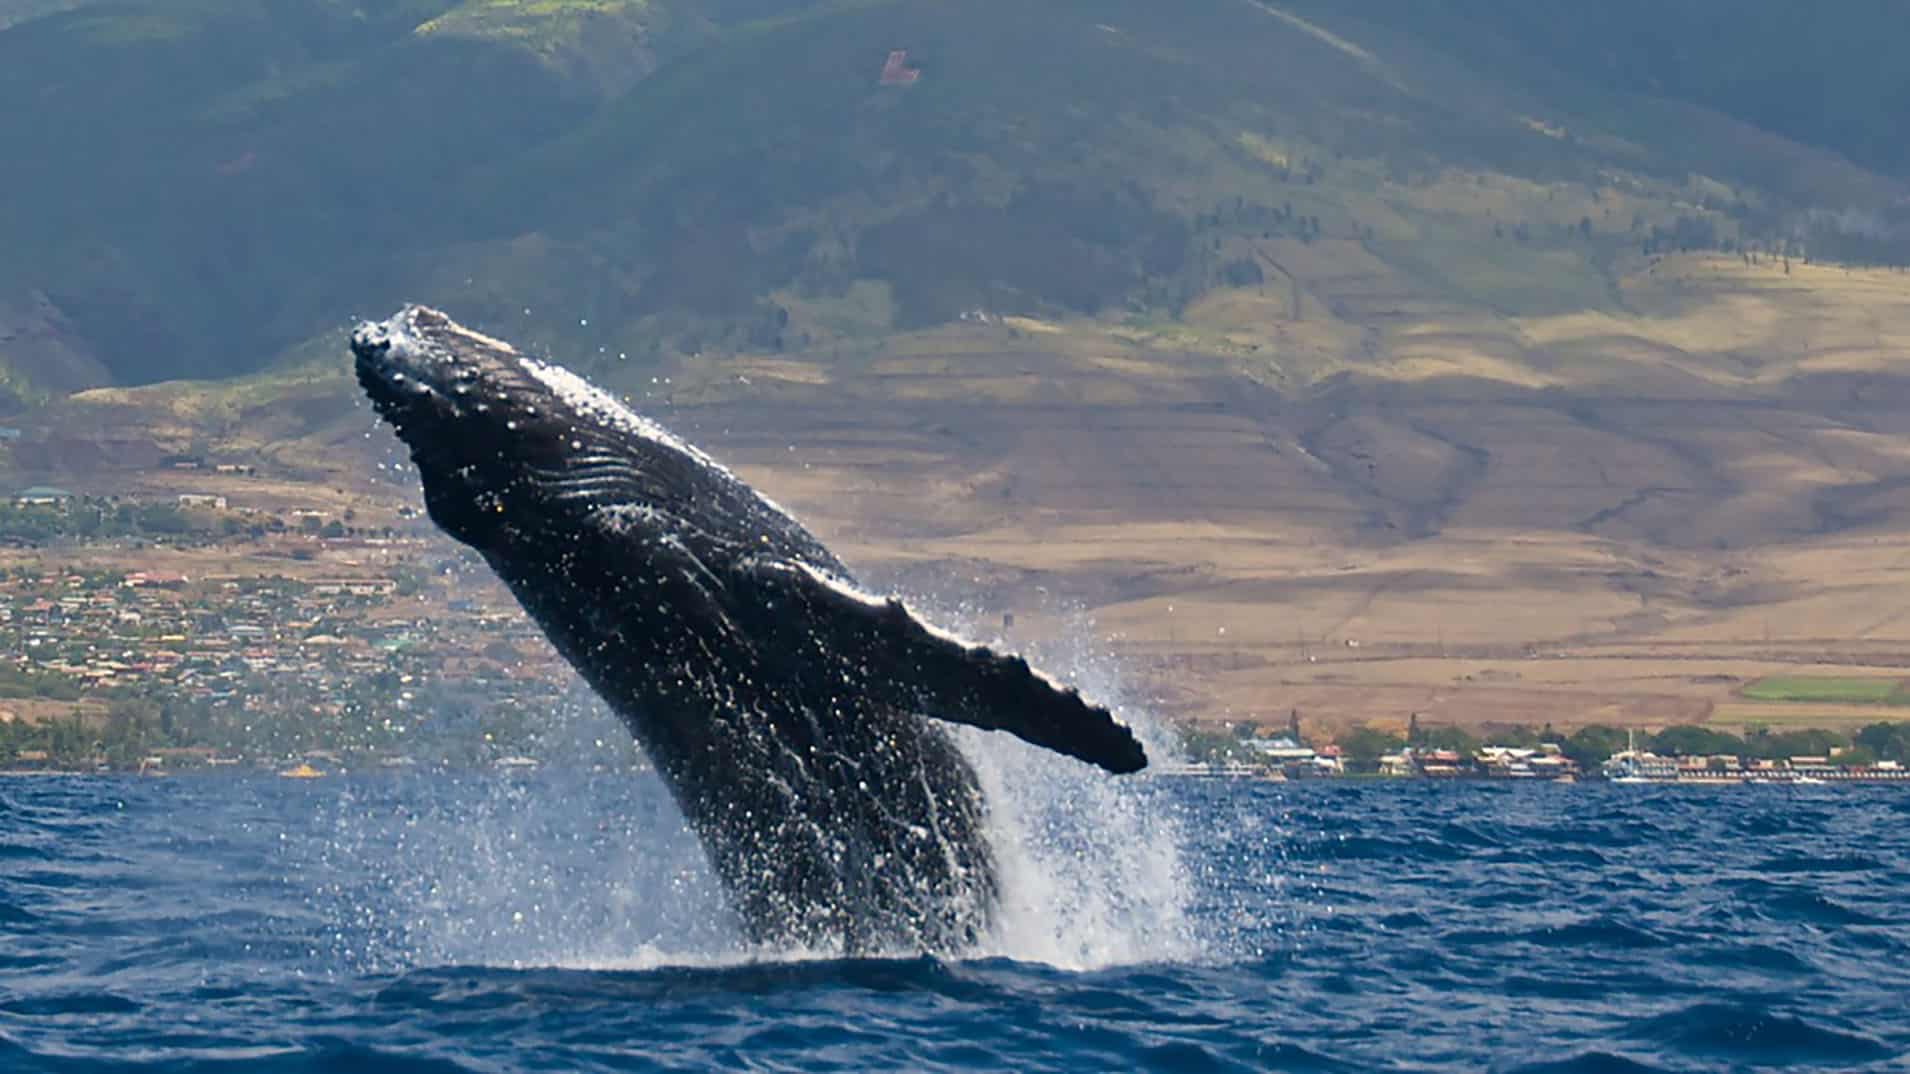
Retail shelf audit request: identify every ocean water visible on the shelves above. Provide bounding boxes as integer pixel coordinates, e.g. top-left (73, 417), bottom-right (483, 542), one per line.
top-left (2, 770), bottom-right (1906, 1073)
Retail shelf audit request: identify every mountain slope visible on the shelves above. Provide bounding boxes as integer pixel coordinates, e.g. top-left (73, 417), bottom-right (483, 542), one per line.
top-left (8, 2), bottom-right (1910, 730)
top-left (0, 0), bottom-right (616, 384)
top-left (1281, 0), bottom-right (1910, 182)
top-left (2, 0), bottom-right (1907, 393)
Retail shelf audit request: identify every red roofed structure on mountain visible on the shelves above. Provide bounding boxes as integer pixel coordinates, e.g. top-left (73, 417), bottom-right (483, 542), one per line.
top-left (879, 49), bottom-right (920, 86)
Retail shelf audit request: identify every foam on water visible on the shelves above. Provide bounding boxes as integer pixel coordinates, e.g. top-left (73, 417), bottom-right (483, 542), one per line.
top-left (965, 738), bottom-right (1198, 970)
top-left (958, 626), bottom-right (1200, 970)
top-left (315, 599), bottom-right (1199, 974)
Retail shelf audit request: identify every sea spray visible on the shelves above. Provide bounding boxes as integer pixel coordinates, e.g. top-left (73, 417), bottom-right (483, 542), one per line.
top-left (894, 598), bottom-right (1203, 969)
top-left (313, 596), bottom-right (1206, 972)
top-left (964, 728), bottom-right (1200, 968)
top-left (307, 693), bottom-right (743, 973)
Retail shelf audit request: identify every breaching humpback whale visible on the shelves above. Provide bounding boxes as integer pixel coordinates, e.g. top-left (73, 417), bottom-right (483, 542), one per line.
top-left (352, 306), bottom-right (1145, 953)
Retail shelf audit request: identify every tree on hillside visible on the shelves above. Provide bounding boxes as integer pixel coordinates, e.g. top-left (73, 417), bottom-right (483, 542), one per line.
top-left (1651, 725), bottom-right (1743, 757)
top-left (101, 699), bottom-right (161, 768)
top-left (1414, 725), bottom-right (1478, 754)
top-left (1837, 745), bottom-right (1879, 768)
top-left (1855, 721), bottom-right (1910, 762)
top-left (1482, 723), bottom-right (1542, 748)
top-left (136, 504), bottom-right (189, 535)
top-left (1563, 725), bottom-right (1628, 769)
top-left (1743, 726), bottom-right (1849, 760)
top-left (1338, 725), bottom-right (1405, 771)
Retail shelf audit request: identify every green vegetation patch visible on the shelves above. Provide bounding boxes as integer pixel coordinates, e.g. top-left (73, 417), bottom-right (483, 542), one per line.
top-left (1370, 232), bottom-right (1616, 318)
top-left (1740, 676), bottom-right (1910, 705)
top-left (416, 0), bottom-right (646, 45)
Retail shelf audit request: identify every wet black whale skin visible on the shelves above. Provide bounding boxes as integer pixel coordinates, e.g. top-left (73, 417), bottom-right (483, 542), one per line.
top-left (352, 305), bottom-right (1145, 953)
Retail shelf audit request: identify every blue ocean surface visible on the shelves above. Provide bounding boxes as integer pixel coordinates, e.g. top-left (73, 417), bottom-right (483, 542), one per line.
top-left (2, 767), bottom-right (1907, 1073)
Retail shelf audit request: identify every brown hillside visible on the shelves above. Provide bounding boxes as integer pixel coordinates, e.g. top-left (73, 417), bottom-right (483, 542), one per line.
top-left (17, 253), bottom-right (1910, 736)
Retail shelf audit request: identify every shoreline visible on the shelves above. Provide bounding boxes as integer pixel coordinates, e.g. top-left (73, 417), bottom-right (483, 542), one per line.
top-left (11, 766), bottom-right (1908, 786)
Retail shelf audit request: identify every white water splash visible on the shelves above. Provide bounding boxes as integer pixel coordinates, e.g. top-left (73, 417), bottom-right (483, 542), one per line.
top-left (310, 690), bottom-right (742, 973)
top-left (958, 628), bottom-right (1200, 970)
top-left (321, 604), bottom-right (1200, 974)
top-left (849, 590), bottom-right (1202, 971)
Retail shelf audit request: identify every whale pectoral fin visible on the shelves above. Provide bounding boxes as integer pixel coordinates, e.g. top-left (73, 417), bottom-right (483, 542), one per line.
top-left (748, 561), bottom-right (1148, 774)
top-left (903, 627), bottom-right (1150, 775)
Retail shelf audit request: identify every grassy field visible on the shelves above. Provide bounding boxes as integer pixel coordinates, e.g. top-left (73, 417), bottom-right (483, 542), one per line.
top-left (1740, 676), bottom-right (1910, 705)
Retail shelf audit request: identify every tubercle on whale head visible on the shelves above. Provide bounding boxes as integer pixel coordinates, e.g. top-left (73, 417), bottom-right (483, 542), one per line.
top-left (352, 305), bottom-right (599, 550)
top-left (351, 305), bottom-right (532, 434)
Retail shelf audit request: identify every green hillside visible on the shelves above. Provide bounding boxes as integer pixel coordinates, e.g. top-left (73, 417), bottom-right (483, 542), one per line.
top-left (1282, 0), bottom-right (1910, 181)
top-left (1, 0), bottom-right (1907, 393)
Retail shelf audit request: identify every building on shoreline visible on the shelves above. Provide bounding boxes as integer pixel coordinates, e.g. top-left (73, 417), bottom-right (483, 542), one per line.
top-left (1602, 748), bottom-right (1908, 784)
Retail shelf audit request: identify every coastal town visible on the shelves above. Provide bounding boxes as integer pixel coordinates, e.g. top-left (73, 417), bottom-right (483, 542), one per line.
top-left (0, 480), bottom-right (581, 774)
top-left (1169, 729), bottom-right (1910, 784)
top-left (3, 479), bottom-right (1910, 783)
top-left (1159, 709), bottom-right (1910, 786)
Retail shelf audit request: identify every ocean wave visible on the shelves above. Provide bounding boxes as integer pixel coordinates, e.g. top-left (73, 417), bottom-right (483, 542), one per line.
top-left (2, 778), bottom-right (1908, 1072)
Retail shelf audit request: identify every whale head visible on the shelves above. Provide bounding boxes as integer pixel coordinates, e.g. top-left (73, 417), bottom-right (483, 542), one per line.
top-left (353, 304), bottom-right (651, 552)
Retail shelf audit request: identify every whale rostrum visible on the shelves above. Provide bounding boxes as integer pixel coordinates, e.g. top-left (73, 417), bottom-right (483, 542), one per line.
top-left (352, 305), bottom-right (1146, 953)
